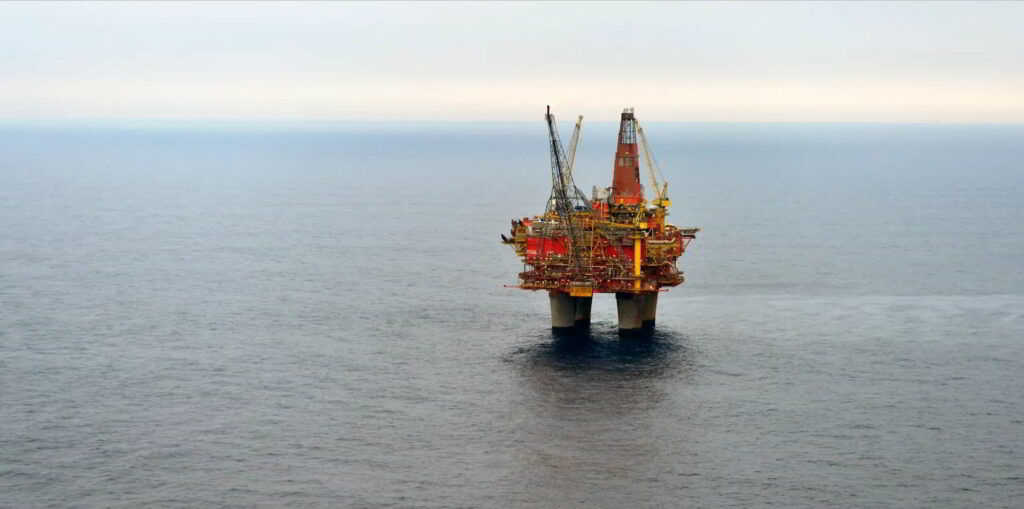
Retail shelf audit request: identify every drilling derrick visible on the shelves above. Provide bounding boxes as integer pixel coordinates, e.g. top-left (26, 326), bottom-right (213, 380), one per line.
top-left (610, 108), bottom-right (644, 205)
top-left (503, 107), bottom-right (699, 335)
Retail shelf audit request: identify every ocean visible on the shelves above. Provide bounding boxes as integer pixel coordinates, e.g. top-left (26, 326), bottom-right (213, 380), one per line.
top-left (1, 121), bottom-right (1022, 507)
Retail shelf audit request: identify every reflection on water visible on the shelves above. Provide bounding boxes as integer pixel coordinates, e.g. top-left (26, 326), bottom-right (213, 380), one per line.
top-left (510, 324), bottom-right (695, 390)
top-left (502, 325), bottom-right (698, 504)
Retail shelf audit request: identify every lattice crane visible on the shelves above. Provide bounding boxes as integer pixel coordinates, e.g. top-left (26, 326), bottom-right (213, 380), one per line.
top-left (566, 115), bottom-right (583, 179)
top-left (544, 106), bottom-right (590, 272)
top-left (637, 123), bottom-right (671, 208)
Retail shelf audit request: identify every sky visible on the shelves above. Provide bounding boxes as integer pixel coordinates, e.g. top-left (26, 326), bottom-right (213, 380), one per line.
top-left (2, 1), bottom-right (1023, 122)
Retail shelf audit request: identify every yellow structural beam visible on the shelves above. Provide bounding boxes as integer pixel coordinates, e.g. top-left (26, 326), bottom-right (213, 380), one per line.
top-left (634, 238), bottom-right (642, 290)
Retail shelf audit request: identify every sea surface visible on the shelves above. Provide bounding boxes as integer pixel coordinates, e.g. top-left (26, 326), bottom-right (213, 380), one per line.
top-left (1, 121), bottom-right (1022, 507)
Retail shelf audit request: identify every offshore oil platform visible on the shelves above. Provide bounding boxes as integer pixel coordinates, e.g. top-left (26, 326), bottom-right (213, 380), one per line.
top-left (501, 107), bottom-right (699, 335)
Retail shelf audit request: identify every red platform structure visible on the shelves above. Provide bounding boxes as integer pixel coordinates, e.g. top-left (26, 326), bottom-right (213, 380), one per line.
top-left (502, 107), bottom-right (699, 334)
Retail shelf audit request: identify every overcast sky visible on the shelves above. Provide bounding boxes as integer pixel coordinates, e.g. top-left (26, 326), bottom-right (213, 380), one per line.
top-left (2, 1), bottom-right (1023, 122)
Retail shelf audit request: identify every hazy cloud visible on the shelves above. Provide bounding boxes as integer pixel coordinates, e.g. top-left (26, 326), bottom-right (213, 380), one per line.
top-left (2, 1), bottom-right (1022, 121)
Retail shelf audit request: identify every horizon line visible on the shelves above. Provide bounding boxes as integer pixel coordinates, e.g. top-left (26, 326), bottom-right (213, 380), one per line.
top-left (2, 118), bottom-right (1023, 127)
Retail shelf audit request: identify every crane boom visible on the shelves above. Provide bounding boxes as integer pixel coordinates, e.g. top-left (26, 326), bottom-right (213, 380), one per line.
top-left (544, 106), bottom-right (589, 272)
top-left (566, 115), bottom-right (583, 178)
top-left (637, 123), bottom-right (671, 207)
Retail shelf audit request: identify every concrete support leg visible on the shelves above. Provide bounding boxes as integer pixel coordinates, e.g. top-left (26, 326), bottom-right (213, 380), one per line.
top-left (642, 292), bottom-right (658, 331)
top-left (549, 291), bottom-right (592, 333)
top-left (549, 291), bottom-right (576, 330)
top-left (616, 293), bottom-right (644, 333)
top-left (574, 296), bottom-right (592, 331)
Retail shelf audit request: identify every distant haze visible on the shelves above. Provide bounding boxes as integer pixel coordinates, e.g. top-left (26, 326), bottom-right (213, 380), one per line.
top-left (3, 1), bottom-right (1023, 122)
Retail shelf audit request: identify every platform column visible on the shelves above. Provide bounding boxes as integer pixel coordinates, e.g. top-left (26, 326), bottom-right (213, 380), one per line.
top-left (550, 291), bottom-right (592, 332)
top-left (642, 292), bottom-right (658, 330)
top-left (549, 291), bottom-right (575, 330)
top-left (615, 292), bottom-right (644, 333)
top-left (574, 296), bottom-right (592, 331)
